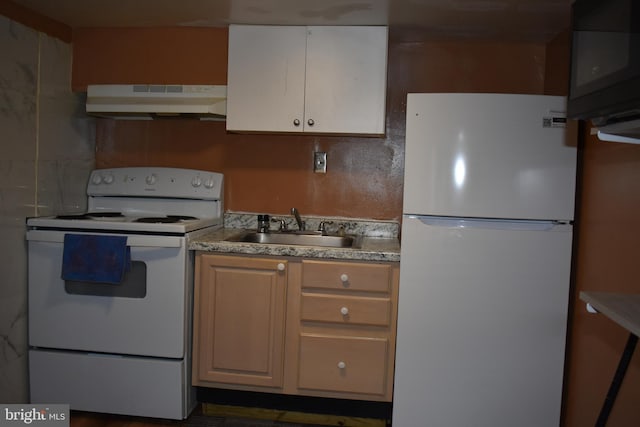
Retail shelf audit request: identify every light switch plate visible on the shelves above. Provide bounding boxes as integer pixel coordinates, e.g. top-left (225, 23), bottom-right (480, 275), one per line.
top-left (314, 152), bottom-right (327, 173)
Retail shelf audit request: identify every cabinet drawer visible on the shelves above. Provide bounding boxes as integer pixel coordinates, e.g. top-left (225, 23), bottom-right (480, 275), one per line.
top-left (298, 334), bottom-right (388, 396)
top-left (302, 260), bottom-right (391, 293)
top-left (300, 293), bottom-right (391, 326)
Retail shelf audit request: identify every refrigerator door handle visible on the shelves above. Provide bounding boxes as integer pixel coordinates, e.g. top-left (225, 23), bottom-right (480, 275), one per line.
top-left (411, 215), bottom-right (570, 231)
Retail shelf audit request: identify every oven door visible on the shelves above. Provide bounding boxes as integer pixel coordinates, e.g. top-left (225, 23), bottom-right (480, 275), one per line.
top-left (27, 229), bottom-right (189, 358)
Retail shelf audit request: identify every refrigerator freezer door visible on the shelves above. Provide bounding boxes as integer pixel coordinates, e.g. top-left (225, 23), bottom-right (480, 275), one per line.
top-left (393, 215), bottom-right (573, 427)
top-left (404, 93), bottom-right (577, 220)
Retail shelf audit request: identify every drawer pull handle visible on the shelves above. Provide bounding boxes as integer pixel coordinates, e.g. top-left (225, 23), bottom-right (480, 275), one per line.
top-left (340, 307), bottom-right (349, 316)
top-left (340, 274), bottom-right (349, 283)
top-left (277, 263), bottom-right (285, 271)
top-left (337, 361), bottom-right (346, 369)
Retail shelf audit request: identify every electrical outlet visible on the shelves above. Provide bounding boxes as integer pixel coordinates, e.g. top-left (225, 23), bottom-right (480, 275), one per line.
top-left (314, 152), bottom-right (327, 173)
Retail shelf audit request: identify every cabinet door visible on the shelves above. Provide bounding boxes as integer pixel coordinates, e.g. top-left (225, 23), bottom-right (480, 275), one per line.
top-left (226, 25), bottom-right (306, 132)
top-left (304, 26), bottom-right (388, 135)
top-left (194, 254), bottom-right (287, 388)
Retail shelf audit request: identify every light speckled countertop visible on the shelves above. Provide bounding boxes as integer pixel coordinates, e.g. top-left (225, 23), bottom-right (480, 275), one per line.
top-left (189, 212), bottom-right (401, 262)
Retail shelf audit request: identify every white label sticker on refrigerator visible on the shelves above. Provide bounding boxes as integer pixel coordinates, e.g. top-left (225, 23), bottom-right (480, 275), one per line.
top-left (543, 116), bottom-right (567, 128)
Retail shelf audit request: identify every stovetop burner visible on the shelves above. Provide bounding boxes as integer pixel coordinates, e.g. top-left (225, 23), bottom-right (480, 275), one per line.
top-left (134, 215), bottom-right (198, 224)
top-left (55, 212), bottom-right (125, 220)
top-left (54, 213), bottom-right (199, 223)
top-left (88, 212), bottom-right (125, 218)
top-left (168, 215), bottom-right (197, 221)
top-left (55, 214), bottom-right (91, 220)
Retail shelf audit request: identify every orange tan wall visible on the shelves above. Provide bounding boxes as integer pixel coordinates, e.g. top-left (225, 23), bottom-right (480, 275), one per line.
top-left (563, 128), bottom-right (640, 427)
top-left (73, 27), bottom-right (547, 220)
top-left (71, 27), bottom-right (227, 90)
top-left (544, 29), bottom-right (571, 96)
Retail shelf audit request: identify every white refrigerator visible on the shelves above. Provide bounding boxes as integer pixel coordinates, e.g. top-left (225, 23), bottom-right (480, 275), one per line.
top-left (393, 93), bottom-right (577, 427)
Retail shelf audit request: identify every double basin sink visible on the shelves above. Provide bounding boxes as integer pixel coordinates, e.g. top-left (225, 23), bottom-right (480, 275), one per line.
top-left (225, 230), bottom-right (362, 249)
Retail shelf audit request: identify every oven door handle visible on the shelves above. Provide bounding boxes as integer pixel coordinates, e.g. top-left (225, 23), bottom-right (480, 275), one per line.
top-left (26, 230), bottom-right (183, 248)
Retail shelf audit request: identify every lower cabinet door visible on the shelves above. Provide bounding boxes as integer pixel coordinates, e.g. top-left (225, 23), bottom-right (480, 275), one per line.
top-left (195, 255), bottom-right (287, 388)
top-left (297, 334), bottom-right (389, 396)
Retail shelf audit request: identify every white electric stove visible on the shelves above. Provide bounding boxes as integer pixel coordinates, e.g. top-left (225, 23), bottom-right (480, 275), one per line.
top-left (27, 167), bottom-right (224, 420)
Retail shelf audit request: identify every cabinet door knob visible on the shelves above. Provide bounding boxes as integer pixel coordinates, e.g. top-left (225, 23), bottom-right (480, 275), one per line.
top-left (340, 274), bottom-right (349, 283)
top-left (307, 118), bottom-right (315, 126)
top-left (340, 307), bottom-right (349, 316)
top-left (337, 361), bottom-right (346, 369)
top-left (277, 263), bottom-right (286, 271)
top-left (293, 119), bottom-right (301, 126)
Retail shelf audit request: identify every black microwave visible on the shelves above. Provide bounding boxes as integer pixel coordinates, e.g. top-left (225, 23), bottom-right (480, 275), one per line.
top-left (567, 0), bottom-right (640, 126)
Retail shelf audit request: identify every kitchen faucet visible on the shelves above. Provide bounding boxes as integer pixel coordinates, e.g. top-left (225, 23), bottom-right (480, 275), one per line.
top-left (291, 208), bottom-right (304, 231)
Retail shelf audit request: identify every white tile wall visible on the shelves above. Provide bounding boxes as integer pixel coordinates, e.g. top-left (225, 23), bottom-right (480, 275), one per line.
top-left (0, 16), bottom-right (95, 403)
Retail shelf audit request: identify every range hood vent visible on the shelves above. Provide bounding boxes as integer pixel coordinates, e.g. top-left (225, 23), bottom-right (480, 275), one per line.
top-left (86, 84), bottom-right (226, 120)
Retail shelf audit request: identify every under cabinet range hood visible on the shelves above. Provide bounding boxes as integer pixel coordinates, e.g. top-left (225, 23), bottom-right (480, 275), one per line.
top-left (86, 84), bottom-right (227, 120)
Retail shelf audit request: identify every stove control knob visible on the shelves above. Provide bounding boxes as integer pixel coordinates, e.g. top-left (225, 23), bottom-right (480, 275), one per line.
top-left (145, 174), bottom-right (157, 185)
top-left (191, 176), bottom-right (202, 187)
top-left (91, 174), bottom-right (102, 185)
top-left (204, 178), bottom-right (215, 189)
top-left (102, 174), bottom-right (114, 184)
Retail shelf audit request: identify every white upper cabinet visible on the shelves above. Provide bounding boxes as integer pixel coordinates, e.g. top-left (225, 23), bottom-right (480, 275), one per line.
top-left (226, 25), bottom-right (388, 135)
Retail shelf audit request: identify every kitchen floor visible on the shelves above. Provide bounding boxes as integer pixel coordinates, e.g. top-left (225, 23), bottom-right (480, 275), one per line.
top-left (70, 411), bottom-right (183, 426)
top-left (69, 407), bottom-right (336, 427)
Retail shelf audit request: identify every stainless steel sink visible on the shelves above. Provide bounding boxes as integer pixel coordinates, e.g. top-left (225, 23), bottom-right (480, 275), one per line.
top-left (225, 231), bottom-right (361, 248)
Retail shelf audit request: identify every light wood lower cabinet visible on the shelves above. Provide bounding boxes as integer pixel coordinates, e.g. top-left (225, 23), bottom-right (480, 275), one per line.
top-left (297, 334), bottom-right (389, 396)
top-left (193, 254), bottom-right (287, 389)
top-left (293, 259), bottom-right (399, 401)
top-left (193, 253), bottom-right (399, 402)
